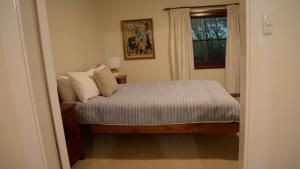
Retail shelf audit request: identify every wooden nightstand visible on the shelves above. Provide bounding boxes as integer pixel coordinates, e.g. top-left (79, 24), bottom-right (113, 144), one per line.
top-left (115, 75), bottom-right (127, 84)
top-left (60, 103), bottom-right (85, 166)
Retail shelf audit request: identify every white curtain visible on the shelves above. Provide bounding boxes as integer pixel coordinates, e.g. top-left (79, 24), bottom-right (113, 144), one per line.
top-left (225, 5), bottom-right (241, 94)
top-left (169, 8), bottom-right (193, 80)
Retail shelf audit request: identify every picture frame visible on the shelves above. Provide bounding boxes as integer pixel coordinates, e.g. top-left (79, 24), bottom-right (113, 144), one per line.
top-left (121, 19), bottom-right (155, 60)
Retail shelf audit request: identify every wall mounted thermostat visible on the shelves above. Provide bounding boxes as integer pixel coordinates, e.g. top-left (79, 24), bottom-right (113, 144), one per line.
top-left (262, 15), bottom-right (273, 35)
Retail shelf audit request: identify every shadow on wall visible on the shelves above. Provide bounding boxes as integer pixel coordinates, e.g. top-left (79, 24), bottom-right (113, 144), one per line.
top-left (82, 134), bottom-right (239, 160)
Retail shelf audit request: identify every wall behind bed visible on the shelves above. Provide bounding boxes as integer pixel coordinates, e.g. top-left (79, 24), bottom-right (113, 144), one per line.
top-left (47, 0), bottom-right (241, 86)
top-left (46, 0), bottom-right (103, 74)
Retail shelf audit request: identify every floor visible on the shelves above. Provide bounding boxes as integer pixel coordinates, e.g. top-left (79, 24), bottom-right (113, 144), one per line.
top-left (72, 133), bottom-right (239, 169)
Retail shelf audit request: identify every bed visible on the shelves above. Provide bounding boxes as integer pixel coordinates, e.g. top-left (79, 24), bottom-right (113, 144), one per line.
top-left (70, 80), bottom-right (240, 134)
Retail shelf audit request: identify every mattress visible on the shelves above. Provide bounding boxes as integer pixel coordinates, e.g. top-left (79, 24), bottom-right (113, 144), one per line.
top-left (75, 80), bottom-right (240, 125)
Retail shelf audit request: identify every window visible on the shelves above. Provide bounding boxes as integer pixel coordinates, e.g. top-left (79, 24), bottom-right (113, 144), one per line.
top-left (191, 10), bottom-right (227, 69)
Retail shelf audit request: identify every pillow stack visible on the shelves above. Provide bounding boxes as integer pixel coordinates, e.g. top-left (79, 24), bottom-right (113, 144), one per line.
top-left (56, 65), bottom-right (119, 103)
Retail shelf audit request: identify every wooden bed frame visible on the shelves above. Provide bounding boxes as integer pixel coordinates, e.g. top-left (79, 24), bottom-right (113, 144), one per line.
top-left (61, 103), bottom-right (239, 134)
top-left (80, 122), bottom-right (239, 134)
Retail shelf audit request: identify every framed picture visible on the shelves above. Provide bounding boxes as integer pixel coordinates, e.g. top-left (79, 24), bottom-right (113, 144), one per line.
top-left (121, 19), bottom-right (155, 60)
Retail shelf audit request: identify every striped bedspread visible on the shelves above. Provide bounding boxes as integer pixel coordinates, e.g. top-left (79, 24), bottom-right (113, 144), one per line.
top-left (75, 80), bottom-right (240, 125)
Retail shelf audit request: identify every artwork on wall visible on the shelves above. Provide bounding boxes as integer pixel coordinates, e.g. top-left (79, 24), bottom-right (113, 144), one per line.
top-left (121, 19), bottom-right (155, 60)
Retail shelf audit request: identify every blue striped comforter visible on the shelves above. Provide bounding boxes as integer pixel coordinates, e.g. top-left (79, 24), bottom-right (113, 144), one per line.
top-left (75, 80), bottom-right (240, 125)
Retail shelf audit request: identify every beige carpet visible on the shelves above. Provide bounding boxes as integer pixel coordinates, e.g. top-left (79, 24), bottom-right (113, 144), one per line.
top-left (72, 134), bottom-right (239, 169)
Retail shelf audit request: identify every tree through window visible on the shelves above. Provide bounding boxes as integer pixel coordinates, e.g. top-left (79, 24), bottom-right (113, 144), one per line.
top-left (191, 11), bottom-right (227, 69)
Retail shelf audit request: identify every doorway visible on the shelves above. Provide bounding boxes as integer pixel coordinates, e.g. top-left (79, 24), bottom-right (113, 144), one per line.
top-left (35, 0), bottom-right (247, 169)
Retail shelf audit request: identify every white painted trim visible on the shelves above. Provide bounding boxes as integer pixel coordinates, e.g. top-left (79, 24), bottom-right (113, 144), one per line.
top-left (14, 1), bottom-right (50, 168)
top-left (34, 0), bottom-right (71, 169)
top-left (245, 0), bottom-right (252, 167)
top-left (239, 0), bottom-right (251, 168)
top-left (0, 0), bottom-right (59, 169)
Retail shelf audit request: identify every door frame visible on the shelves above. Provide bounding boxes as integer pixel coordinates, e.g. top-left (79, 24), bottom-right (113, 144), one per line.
top-left (35, 0), bottom-right (71, 169)
top-left (33, 0), bottom-right (252, 169)
top-left (0, 0), bottom-right (63, 169)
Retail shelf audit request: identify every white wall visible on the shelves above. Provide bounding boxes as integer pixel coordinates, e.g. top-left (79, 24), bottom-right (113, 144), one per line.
top-left (47, 0), bottom-right (240, 85)
top-left (46, 0), bottom-right (104, 74)
top-left (269, 0), bottom-right (300, 168)
top-left (244, 0), bottom-right (300, 169)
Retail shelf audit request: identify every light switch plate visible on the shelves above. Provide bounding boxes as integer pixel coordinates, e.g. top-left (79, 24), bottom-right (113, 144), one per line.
top-left (262, 15), bottom-right (273, 35)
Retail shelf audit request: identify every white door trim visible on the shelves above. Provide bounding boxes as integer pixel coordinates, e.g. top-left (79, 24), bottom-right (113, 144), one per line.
top-left (239, 0), bottom-right (251, 168)
top-left (35, 0), bottom-right (71, 169)
top-left (0, 0), bottom-right (61, 169)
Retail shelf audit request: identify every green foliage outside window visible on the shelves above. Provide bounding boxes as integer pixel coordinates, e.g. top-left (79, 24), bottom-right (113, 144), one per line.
top-left (191, 16), bottom-right (227, 68)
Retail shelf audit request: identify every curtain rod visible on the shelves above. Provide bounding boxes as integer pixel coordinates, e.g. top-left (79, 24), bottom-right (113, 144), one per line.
top-left (163, 3), bottom-right (239, 11)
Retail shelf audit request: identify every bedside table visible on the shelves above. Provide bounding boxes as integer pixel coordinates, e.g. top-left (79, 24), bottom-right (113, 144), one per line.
top-left (60, 103), bottom-right (85, 166)
top-left (115, 75), bottom-right (127, 84)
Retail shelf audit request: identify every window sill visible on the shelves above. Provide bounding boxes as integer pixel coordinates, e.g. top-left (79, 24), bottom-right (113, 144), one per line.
top-left (194, 65), bottom-right (225, 70)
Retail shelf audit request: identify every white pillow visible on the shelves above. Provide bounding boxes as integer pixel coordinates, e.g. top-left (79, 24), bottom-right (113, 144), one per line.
top-left (68, 71), bottom-right (100, 102)
top-left (86, 64), bottom-right (107, 76)
top-left (56, 76), bottom-right (77, 102)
